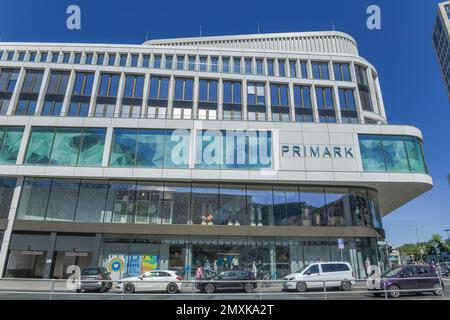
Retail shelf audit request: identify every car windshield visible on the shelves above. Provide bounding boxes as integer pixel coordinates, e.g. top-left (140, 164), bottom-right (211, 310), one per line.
top-left (382, 267), bottom-right (403, 277)
top-left (81, 268), bottom-right (100, 276)
top-left (294, 265), bottom-right (310, 274)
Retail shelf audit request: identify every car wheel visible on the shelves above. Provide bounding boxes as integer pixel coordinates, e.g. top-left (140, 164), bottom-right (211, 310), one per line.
top-left (167, 283), bottom-right (178, 294)
top-left (243, 283), bottom-right (254, 293)
top-left (124, 283), bottom-right (135, 294)
top-left (341, 281), bottom-right (352, 291)
top-left (388, 285), bottom-right (401, 298)
top-left (296, 281), bottom-right (307, 292)
top-left (432, 283), bottom-right (442, 296)
top-left (204, 283), bottom-right (215, 294)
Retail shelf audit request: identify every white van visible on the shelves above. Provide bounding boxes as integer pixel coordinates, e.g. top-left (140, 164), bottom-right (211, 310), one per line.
top-left (283, 262), bottom-right (356, 292)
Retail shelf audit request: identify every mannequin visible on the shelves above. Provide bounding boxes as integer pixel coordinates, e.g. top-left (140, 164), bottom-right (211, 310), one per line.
top-left (204, 259), bottom-right (211, 273)
top-left (355, 206), bottom-right (362, 226)
top-left (213, 259), bottom-right (218, 273)
top-left (201, 204), bottom-right (207, 225)
top-left (252, 261), bottom-right (257, 275)
top-left (234, 204), bottom-right (240, 226)
top-left (250, 205), bottom-right (256, 226)
top-left (257, 207), bottom-right (263, 226)
top-left (232, 256), bottom-right (239, 269)
top-left (315, 211), bottom-right (321, 226)
top-left (303, 207), bottom-right (311, 226)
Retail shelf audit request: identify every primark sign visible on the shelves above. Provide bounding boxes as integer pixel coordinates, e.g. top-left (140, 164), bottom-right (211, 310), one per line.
top-left (281, 144), bottom-right (355, 159)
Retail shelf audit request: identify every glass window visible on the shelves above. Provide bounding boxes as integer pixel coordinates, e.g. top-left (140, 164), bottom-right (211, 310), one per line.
top-left (130, 54), bottom-right (138, 67)
top-left (245, 58), bottom-right (253, 74)
top-left (46, 179), bottom-right (79, 221)
top-left (334, 63), bottom-right (351, 81)
top-left (349, 189), bottom-right (371, 227)
top-left (356, 65), bottom-right (373, 112)
top-left (312, 62), bottom-right (330, 80)
top-left (299, 187), bottom-right (326, 227)
top-left (21, 70), bottom-right (44, 94)
top-left (176, 55), bottom-right (184, 70)
top-left (16, 178), bottom-right (52, 221)
top-left (119, 54), bottom-right (127, 66)
top-left (49, 128), bottom-right (82, 166)
top-left (278, 60), bottom-right (286, 77)
top-left (85, 53), bottom-right (93, 65)
top-left (47, 71), bottom-right (70, 95)
top-left (161, 183), bottom-right (190, 224)
top-left (381, 136), bottom-right (410, 173)
top-left (0, 127), bottom-right (24, 164)
top-left (135, 130), bottom-right (165, 167)
top-left (74, 53), bottom-right (82, 64)
top-left (267, 59), bottom-right (274, 76)
top-left (199, 56), bottom-right (207, 71)
top-left (0, 178), bottom-right (16, 219)
top-left (222, 57), bottom-right (230, 73)
top-left (191, 184), bottom-right (219, 225)
top-left (72, 72), bottom-right (94, 96)
top-left (164, 129), bottom-right (190, 168)
top-left (404, 137), bottom-right (427, 173)
top-left (223, 81), bottom-right (241, 104)
top-left (199, 79), bottom-right (218, 102)
top-left (211, 57), bottom-right (218, 72)
top-left (233, 57), bottom-right (241, 74)
top-left (165, 55), bottom-right (173, 69)
top-left (247, 83), bottom-right (265, 105)
top-left (142, 54), bottom-right (150, 68)
top-left (123, 75), bottom-right (144, 98)
top-left (0, 68), bottom-right (19, 93)
top-left (359, 135), bottom-right (386, 172)
top-left (217, 185), bottom-right (247, 225)
top-left (270, 84), bottom-right (289, 107)
top-left (256, 59), bottom-right (263, 75)
top-left (324, 188), bottom-right (352, 227)
top-left (98, 74), bottom-right (120, 97)
top-left (289, 60), bottom-right (297, 78)
top-left (273, 186), bottom-right (301, 226)
top-left (25, 127), bottom-right (55, 165)
top-left (174, 78), bottom-right (194, 101)
top-left (29, 52), bottom-right (37, 62)
top-left (188, 56), bottom-right (196, 71)
top-left (133, 182), bottom-right (164, 224)
top-left (77, 128), bottom-right (106, 166)
top-left (246, 186), bottom-right (274, 226)
top-left (97, 53), bottom-right (105, 65)
top-left (74, 180), bottom-right (108, 222)
top-left (149, 76), bottom-right (169, 100)
top-left (109, 129), bottom-right (138, 167)
top-left (316, 87), bottom-right (334, 110)
top-left (15, 99), bottom-right (37, 115)
top-left (339, 88), bottom-right (356, 111)
top-left (108, 53), bottom-right (116, 66)
top-left (293, 86), bottom-right (311, 108)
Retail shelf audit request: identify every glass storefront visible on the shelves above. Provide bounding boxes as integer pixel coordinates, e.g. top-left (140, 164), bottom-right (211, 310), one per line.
top-left (0, 126), bottom-right (24, 164)
top-left (99, 235), bottom-right (384, 280)
top-left (16, 178), bottom-right (383, 229)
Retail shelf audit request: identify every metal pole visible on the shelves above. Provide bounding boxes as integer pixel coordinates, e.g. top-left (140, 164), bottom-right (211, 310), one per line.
top-left (323, 281), bottom-right (327, 300)
top-left (383, 279), bottom-right (388, 300)
top-left (49, 279), bottom-right (55, 301)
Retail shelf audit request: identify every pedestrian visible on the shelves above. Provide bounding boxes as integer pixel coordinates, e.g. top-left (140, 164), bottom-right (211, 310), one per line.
top-left (195, 265), bottom-right (204, 290)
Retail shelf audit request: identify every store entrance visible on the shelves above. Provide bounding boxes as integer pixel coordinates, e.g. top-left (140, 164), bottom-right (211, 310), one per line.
top-left (6, 250), bottom-right (47, 278)
top-left (52, 252), bottom-right (93, 279)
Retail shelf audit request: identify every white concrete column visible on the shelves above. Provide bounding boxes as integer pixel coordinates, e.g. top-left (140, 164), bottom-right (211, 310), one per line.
top-left (61, 69), bottom-right (76, 116)
top-left (329, 60), bottom-right (336, 81)
top-left (88, 70), bottom-right (101, 117)
top-left (102, 127), bottom-right (114, 167)
top-left (333, 85), bottom-right (343, 123)
top-left (218, 78), bottom-right (223, 120)
top-left (193, 77), bottom-right (199, 119)
top-left (114, 73), bottom-right (126, 118)
top-left (288, 82), bottom-right (296, 122)
top-left (265, 81), bottom-right (272, 121)
top-left (6, 67), bottom-right (26, 115)
top-left (35, 68), bottom-right (51, 115)
top-left (242, 78), bottom-right (248, 121)
top-left (16, 125), bottom-right (31, 165)
top-left (140, 73), bottom-right (150, 118)
top-left (310, 84), bottom-right (320, 123)
top-left (0, 177), bottom-right (24, 278)
top-left (167, 75), bottom-right (175, 118)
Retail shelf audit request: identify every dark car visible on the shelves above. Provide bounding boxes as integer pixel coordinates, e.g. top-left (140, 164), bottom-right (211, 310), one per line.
top-left (367, 265), bottom-right (443, 298)
top-left (436, 266), bottom-right (449, 277)
top-left (196, 270), bottom-right (257, 294)
top-left (77, 266), bottom-right (113, 293)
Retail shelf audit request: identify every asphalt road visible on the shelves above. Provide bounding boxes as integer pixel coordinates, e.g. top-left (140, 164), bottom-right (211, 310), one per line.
top-left (0, 279), bottom-right (448, 300)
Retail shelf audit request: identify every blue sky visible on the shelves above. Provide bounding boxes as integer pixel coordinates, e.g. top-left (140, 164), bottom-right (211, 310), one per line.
top-left (0, 0), bottom-right (449, 246)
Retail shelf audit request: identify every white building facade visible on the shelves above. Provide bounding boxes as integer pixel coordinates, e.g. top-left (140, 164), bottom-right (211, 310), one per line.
top-left (433, 1), bottom-right (450, 101)
top-left (0, 31), bottom-right (432, 280)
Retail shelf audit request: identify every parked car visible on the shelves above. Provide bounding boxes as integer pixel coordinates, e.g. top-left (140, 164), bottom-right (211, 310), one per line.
top-left (116, 270), bottom-right (183, 294)
top-left (283, 262), bottom-right (355, 292)
top-left (196, 270), bottom-right (257, 294)
top-left (436, 266), bottom-right (449, 277)
top-left (77, 266), bottom-right (113, 293)
top-left (367, 265), bottom-right (443, 298)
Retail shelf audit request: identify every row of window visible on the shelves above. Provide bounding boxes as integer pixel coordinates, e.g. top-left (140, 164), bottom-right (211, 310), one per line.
top-left (1, 68), bottom-right (373, 123)
top-left (1, 126), bottom-right (428, 176)
top-left (359, 135), bottom-right (427, 174)
top-left (15, 178), bottom-right (382, 229)
top-left (1, 50), bottom-right (359, 81)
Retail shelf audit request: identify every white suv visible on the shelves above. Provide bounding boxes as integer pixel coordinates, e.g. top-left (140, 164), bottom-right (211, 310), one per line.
top-left (283, 262), bottom-right (356, 292)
